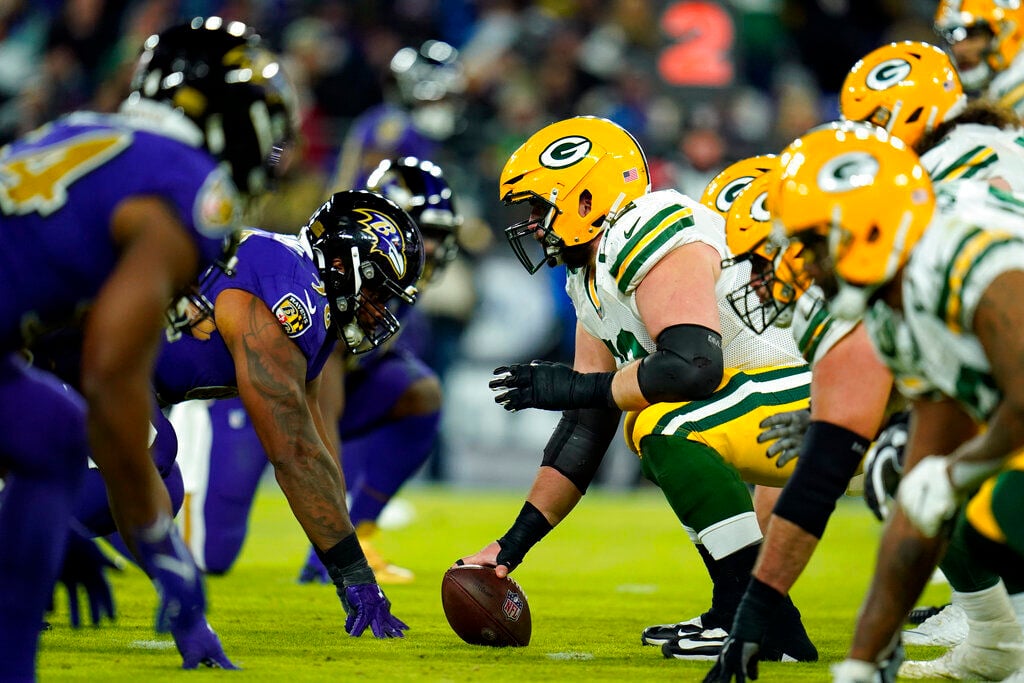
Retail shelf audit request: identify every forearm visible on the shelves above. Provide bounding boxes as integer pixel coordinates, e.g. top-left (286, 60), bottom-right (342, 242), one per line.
top-left (753, 516), bottom-right (820, 595)
top-left (947, 402), bottom-right (1024, 493)
top-left (850, 510), bottom-right (947, 662)
top-left (271, 439), bottom-right (354, 549)
top-left (526, 466), bottom-right (584, 525)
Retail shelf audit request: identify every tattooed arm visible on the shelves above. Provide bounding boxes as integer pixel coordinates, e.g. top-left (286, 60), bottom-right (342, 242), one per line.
top-left (215, 288), bottom-right (354, 550)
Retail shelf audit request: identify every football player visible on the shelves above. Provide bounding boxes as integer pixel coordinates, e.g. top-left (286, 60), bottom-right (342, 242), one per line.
top-left (331, 40), bottom-right (465, 192)
top-left (0, 17), bottom-right (295, 674)
top-left (768, 121), bottom-right (1024, 683)
top-left (170, 158), bottom-right (459, 587)
top-left (299, 156), bottom-right (462, 584)
top-left (159, 190), bottom-right (419, 640)
top-left (935, 0), bottom-right (1024, 114)
top-left (457, 116), bottom-right (818, 663)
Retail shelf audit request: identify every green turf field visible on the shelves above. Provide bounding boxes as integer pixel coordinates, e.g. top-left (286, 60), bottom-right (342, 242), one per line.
top-left (38, 484), bottom-right (951, 681)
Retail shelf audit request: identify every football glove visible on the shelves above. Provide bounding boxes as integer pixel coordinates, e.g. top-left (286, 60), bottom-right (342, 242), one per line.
top-left (897, 455), bottom-right (959, 538)
top-left (55, 524), bottom-right (119, 628)
top-left (490, 362), bottom-right (615, 412)
top-left (171, 616), bottom-right (238, 670)
top-left (704, 636), bottom-right (761, 682)
top-left (341, 583), bottom-right (409, 638)
top-left (863, 417), bottom-right (907, 521)
top-left (757, 409), bottom-right (810, 468)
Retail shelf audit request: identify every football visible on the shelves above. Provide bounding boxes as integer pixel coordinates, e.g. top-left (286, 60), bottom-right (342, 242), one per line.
top-left (441, 564), bottom-right (532, 647)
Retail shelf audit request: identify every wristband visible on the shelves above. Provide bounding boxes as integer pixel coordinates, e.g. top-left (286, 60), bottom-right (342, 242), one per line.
top-left (573, 371), bottom-right (616, 409)
top-left (496, 502), bottom-right (554, 571)
top-left (323, 532), bottom-right (376, 586)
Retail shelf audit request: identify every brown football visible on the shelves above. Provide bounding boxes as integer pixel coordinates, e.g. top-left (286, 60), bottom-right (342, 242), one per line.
top-left (441, 565), bottom-right (531, 647)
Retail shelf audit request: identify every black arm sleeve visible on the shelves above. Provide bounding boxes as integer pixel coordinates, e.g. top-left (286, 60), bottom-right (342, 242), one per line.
top-left (541, 406), bottom-right (621, 494)
top-left (636, 323), bottom-right (724, 403)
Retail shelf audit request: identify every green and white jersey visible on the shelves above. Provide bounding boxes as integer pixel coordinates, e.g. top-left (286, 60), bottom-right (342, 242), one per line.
top-left (986, 54), bottom-right (1024, 119)
top-left (921, 123), bottom-right (1024, 192)
top-left (787, 285), bottom-right (859, 369)
top-left (565, 189), bottom-right (804, 371)
top-left (863, 180), bottom-right (1024, 421)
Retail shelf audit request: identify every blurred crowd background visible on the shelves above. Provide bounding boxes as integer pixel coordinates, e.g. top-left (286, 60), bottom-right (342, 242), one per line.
top-left (0, 0), bottom-right (941, 487)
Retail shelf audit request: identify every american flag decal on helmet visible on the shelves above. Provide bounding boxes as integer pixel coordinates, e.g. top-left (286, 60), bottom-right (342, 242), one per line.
top-left (622, 167), bottom-right (639, 182)
top-left (502, 590), bottom-right (524, 621)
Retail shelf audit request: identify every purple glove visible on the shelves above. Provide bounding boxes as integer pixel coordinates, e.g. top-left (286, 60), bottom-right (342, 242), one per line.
top-left (297, 546), bottom-right (331, 584)
top-left (343, 584), bottom-right (409, 638)
top-left (172, 616), bottom-right (239, 670)
top-left (56, 526), bottom-right (119, 627)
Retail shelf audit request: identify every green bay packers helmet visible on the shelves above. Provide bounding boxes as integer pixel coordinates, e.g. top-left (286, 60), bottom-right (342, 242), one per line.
top-left (721, 169), bottom-right (811, 333)
top-left (771, 121), bottom-right (935, 319)
top-left (935, 0), bottom-right (1024, 89)
top-left (840, 41), bottom-right (966, 148)
top-left (700, 154), bottom-right (777, 222)
top-left (499, 116), bottom-right (650, 273)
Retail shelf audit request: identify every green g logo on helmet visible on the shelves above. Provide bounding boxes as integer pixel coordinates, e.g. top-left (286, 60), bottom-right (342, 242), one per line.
top-left (540, 136), bottom-right (592, 169)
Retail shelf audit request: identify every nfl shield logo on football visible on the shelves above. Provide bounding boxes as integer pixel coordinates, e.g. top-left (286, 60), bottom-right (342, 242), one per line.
top-left (502, 590), bottom-right (523, 622)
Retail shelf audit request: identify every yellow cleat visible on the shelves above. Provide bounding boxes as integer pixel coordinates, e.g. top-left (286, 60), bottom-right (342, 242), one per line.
top-left (357, 522), bottom-right (415, 585)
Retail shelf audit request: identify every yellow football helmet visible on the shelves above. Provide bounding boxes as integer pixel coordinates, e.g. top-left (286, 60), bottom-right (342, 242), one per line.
top-left (771, 121), bottom-right (935, 319)
top-left (699, 154), bottom-right (777, 222)
top-left (840, 41), bottom-right (966, 148)
top-left (499, 116), bottom-right (650, 273)
top-left (935, 0), bottom-right (1024, 87)
top-left (721, 169), bottom-right (811, 332)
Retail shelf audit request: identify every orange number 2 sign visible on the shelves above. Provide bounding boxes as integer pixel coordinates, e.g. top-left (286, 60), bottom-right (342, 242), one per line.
top-left (658, 1), bottom-right (735, 88)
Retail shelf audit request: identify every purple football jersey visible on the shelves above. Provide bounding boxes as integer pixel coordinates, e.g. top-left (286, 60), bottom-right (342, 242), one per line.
top-left (154, 229), bottom-right (336, 404)
top-left (0, 112), bottom-right (241, 350)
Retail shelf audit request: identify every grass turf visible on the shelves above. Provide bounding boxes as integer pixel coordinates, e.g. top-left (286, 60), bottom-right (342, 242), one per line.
top-left (38, 484), bottom-right (952, 681)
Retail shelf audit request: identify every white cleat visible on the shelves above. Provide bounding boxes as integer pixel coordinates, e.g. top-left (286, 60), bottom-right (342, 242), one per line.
top-left (900, 631), bottom-right (1024, 680)
top-left (903, 603), bottom-right (969, 647)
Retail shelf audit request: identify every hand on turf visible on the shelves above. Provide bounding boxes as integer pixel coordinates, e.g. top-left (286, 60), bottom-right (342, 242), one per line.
top-left (343, 583), bottom-right (409, 638)
top-left (704, 635), bottom-right (760, 682)
top-left (56, 526), bottom-right (119, 627)
top-left (456, 541), bottom-right (509, 578)
top-left (757, 409), bottom-right (809, 468)
top-left (896, 455), bottom-right (958, 538)
top-left (171, 616), bottom-right (239, 670)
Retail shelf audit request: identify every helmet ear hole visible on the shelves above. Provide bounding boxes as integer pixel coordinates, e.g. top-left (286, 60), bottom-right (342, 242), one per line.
top-left (579, 189), bottom-right (593, 218)
top-left (867, 225), bottom-right (881, 243)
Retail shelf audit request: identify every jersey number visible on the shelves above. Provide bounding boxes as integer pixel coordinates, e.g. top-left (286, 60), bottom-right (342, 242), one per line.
top-left (603, 330), bottom-right (646, 365)
top-left (0, 130), bottom-right (131, 216)
top-left (658, 1), bottom-right (735, 88)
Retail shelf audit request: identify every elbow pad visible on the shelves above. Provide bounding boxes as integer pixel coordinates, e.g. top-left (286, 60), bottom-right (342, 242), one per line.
top-left (637, 324), bottom-right (723, 403)
top-left (541, 407), bottom-right (621, 494)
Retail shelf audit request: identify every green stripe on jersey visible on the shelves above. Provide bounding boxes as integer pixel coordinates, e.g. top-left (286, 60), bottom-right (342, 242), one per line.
top-left (652, 365), bottom-right (810, 436)
top-left (931, 145), bottom-right (989, 182)
top-left (612, 215), bottom-right (696, 294)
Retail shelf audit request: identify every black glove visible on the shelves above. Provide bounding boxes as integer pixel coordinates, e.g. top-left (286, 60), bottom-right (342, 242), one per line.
top-left (704, 637), bottom-right (761, 682)
top-left (54, 525), bottom-right (120, 628)
top-left (490, 362), bottom-right (615, 412)
top-left (863, 413), bottom-right (908, 521)
top-left (704, 578), bottom-right (782, 683)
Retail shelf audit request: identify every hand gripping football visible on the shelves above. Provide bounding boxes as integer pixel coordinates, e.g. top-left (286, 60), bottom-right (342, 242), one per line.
top-left (441, 565), bottom-right (531, 646)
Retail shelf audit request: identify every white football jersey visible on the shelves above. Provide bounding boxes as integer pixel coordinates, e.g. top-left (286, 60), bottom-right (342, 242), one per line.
top-left (786, 285), bottom-right (859, 370)
top-left (565, 189), bottom-right (804, 371)
top-left (986, 53), bottom-right (1024, 118)
top-left (920, 122), bottom-right (1024, 193)
top-left (863, 180), bottom-right (1024, 421)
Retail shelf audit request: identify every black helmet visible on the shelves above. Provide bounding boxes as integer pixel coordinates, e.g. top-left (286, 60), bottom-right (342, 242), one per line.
top-left (301, 190), bottom-right (425, 353)
top-left (364, 157), bottom-right (461, 283)
top-left (127, 17), bottom-right (298, 199)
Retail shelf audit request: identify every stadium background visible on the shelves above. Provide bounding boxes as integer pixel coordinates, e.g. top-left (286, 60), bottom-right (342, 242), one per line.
top-left (0, 0), bottom-right (940, 488)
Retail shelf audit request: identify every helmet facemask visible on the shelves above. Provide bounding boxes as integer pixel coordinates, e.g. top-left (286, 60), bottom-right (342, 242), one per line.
top-left (165, 232), bottom-right (241, 341)
top-left (503, 191), bottom-right (565, 273)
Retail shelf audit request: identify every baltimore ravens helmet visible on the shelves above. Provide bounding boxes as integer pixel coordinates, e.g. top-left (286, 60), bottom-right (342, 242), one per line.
top-left (126, 17), bottom-right (298, 200)
top-left (365, 157), bottom-right (462, 283)
top-left (300, 190), bottom-right (425, 353)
